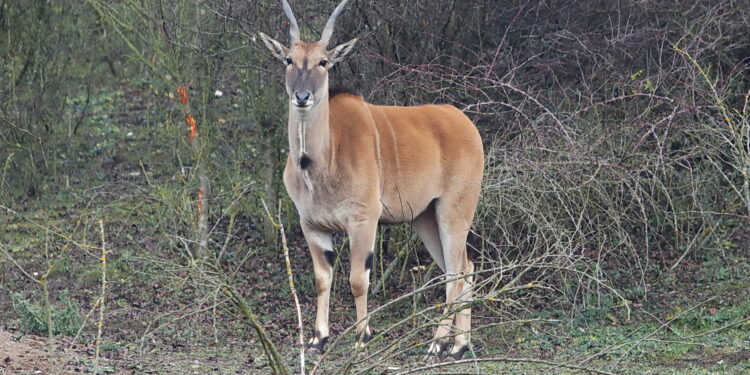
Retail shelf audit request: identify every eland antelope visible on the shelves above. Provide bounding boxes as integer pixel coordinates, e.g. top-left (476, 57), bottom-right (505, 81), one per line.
top-left (259, 0), bottom-right (484, 360)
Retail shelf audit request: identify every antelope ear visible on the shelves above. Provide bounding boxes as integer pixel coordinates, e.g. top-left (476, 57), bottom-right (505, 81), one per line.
top-left (328, 38), bottom-right (357, 65)
top-left (259, 32), bottom-right (288, 60)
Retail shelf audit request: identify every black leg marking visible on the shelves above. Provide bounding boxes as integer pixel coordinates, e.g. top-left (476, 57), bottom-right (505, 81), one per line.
top-left (324, 250), bottom-right (336, 267)
top-left (364, 252), bottom-right (373, 270)
top-left (307, 330), bottom-right (328, 354)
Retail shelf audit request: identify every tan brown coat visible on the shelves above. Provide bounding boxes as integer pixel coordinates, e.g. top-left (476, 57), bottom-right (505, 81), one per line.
top-left (261, 0), bottom-right (483, 360)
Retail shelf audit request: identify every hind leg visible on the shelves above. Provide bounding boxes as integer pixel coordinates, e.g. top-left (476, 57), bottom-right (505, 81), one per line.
top-left (447, 259), bottom-right (473, 360)
top-left (415, 204), bottom-right (453, 358)
top-left (413, 202), bottom-right (446, 272)
top-left (429, 190), bottom-right (479, 360)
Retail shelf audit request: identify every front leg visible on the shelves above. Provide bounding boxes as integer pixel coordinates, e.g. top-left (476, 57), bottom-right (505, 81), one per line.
top-left (301, 223), bottom-right (335, 354)
top-left (347, 220), bottom-right (378, 349)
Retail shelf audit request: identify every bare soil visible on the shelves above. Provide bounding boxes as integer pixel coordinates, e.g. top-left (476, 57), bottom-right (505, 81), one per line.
top-left (0, 329), bottom-right (72, 375)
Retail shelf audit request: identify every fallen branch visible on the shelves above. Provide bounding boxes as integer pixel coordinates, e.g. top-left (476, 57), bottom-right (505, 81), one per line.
top-left (393, 357), bottom-right (618, 375)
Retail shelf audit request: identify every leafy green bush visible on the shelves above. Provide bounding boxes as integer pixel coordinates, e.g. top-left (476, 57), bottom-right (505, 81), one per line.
top-left (11, 292), bottom-right (82, 336)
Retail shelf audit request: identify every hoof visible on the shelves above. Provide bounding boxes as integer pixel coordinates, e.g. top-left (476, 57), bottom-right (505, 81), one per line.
top-left (306, 335), bottom-right (328, 355)
top-left (425, 339), bottom-right (451, 361)
top-left (354, 329), bottom-right (373, 349)
top-left (444, 345), bottom-right (469, 361)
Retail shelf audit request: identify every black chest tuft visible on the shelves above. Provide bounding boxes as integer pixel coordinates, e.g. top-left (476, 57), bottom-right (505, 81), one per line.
top-left (299, 155), bottom-right (312, 169)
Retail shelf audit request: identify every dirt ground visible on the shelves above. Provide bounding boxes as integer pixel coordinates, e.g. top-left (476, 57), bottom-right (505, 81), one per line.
top-left (0, 328), bottom-right (134, 375)
top-left (0, 328), bottom-right (265, 375)
top-left (1, 329), bottom-right (64, 375)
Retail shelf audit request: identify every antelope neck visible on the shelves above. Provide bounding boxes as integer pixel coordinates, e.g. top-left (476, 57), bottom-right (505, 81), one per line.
top-left (288, 94), bottom-right (332, 173)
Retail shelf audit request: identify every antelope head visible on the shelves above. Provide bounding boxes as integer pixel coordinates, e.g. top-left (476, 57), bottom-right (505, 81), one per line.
top-left (259, 0), bottom-right (358, 111)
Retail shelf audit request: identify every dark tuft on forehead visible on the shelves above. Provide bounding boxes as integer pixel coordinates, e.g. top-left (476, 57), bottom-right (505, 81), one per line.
top-left (292, 41), bottom-right (324, 51)
top-left (329, 86), bottom-right (361, 98)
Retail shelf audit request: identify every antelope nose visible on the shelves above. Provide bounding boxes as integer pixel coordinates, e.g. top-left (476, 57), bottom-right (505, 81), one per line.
top-left (294, 91), bottom-right (311, 105)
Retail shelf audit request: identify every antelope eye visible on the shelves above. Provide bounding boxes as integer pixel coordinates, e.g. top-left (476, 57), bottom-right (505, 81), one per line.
top-left (285, 58), bottom-right (293, 65)
top-left (319, 60), bottom-right (328, 67)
